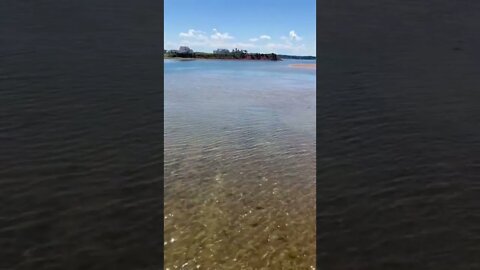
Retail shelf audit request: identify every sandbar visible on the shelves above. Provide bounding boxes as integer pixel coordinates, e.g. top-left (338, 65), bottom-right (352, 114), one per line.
top-left (289, 64), bottom-right (316, 70)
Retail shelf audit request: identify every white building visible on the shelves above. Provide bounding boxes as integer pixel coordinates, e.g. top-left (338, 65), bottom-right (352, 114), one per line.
top-left (178, 46), bottom-right (193, 54)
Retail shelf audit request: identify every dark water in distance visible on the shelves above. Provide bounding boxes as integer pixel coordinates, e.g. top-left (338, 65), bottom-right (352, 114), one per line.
top-left (318, 1), bottom-right (480, 269)
top-left (0, 1), bottom-right (162, 269)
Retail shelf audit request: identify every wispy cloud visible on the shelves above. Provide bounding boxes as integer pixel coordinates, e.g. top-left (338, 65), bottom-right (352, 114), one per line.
top-left (210, 28), bottom-right (234, 40)
top-left (179, 29), bottom-right (207, 40)
top-left (289, 30), bottom-right (302, 41)
top-left (169, 28), bottom-right (308, 54)
top-left (263, 30), bottom-right (306, 54)
top-left (176, 28), bottom-right (256, 50)
top-left (266, 42), bottom-right (306, 53)
top-left (249, 34), bottom-right (271, 42)
top-left (179, 40), bottom-right (256, 50)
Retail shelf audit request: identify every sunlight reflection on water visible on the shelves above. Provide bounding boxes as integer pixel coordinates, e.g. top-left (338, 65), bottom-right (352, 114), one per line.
top-left (164, 59), bottom-right (316, 269)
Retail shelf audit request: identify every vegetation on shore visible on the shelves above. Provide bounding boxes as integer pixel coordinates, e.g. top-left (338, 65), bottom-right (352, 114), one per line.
top-left (164, 48), bottom-right (280, 61)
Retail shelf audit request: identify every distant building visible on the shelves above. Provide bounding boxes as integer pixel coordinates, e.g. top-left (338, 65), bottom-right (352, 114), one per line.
top-left (178, 46), bottom-right (193, 54)
top-left (232, 48), bottom-right (247, 54)
top-left (214, 48), bottom-right (230, 54)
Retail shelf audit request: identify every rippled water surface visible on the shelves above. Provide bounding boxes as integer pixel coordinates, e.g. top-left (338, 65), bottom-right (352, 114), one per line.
top-left (1, 1), bottom-right (162, 269)
top-left (318, 1), bottom-right (480, 269)
top-left (164, 59), bottom-right (316, 269)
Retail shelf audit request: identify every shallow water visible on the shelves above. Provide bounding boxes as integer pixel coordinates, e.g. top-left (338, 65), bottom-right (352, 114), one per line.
top-left (164, 59), bottom-right (316, 269)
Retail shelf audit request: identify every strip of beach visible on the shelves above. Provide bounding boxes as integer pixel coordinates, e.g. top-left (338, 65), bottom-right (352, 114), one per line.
top-left (289, 64), bottom-right (316, 70)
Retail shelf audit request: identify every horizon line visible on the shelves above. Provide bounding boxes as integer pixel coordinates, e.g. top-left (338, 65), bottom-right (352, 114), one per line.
top-left (164, 47), bottom-right (316, 57)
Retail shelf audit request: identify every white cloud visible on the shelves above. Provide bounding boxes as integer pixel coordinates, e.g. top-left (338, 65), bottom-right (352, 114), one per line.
top-left (266, 31), bottom-right (305, 53)
top-left (249, 35), bottom-right (271, 42)
top-left (171, 28), bottom-right (311, 54)
top-left (289, 30), bottom-right (302, 41)
top-left (266, 42), bottom-right (306, 54)
top-left (266, 43), bottom-right (291, 50)
top-left (176, 28), bottom-right (256, 51)
top-left (211, 28), bottom-right (234, 40)
top-left (179, 29), bottom-right (207, 40)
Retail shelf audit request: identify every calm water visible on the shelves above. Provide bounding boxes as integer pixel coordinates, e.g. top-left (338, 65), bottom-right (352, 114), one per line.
top-left (1, 1), bottom-right (162, 269)
top-left (3, 1), bottom-right (480, 269)
top-left (318, 1), bottom-right (480, 269)
top-left (164, 59), bottom-right (316, 269)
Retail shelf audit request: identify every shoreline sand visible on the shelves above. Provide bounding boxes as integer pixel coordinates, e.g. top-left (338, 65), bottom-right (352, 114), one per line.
top-left (289, 64), bottom-right (316, 70)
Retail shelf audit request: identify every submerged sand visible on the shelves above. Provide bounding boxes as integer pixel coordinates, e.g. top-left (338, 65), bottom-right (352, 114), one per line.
top-left (289, 64), bottom-right (316, 70)
top-left (165, 63), bottom-right (316, 269)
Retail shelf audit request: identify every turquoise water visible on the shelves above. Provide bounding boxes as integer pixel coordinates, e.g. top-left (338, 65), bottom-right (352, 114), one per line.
top-left (164, 59), bottom-right (316, 269)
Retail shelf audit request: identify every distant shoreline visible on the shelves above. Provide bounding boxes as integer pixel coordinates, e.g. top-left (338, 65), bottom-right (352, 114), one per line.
top-left (164, 50), bottom-right (316, 61)
top-left (164, 57), bottom-right (281, 62)
top-left (164, 53), bottom-right (280, 61)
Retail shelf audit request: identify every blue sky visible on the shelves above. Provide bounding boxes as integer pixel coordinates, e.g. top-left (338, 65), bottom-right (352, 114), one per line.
top-left (164, 0), bottom-right (316, 56)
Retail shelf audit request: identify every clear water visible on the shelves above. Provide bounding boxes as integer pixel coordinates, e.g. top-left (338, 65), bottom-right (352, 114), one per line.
top-left (164, 59), bottom-right (316, 269)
